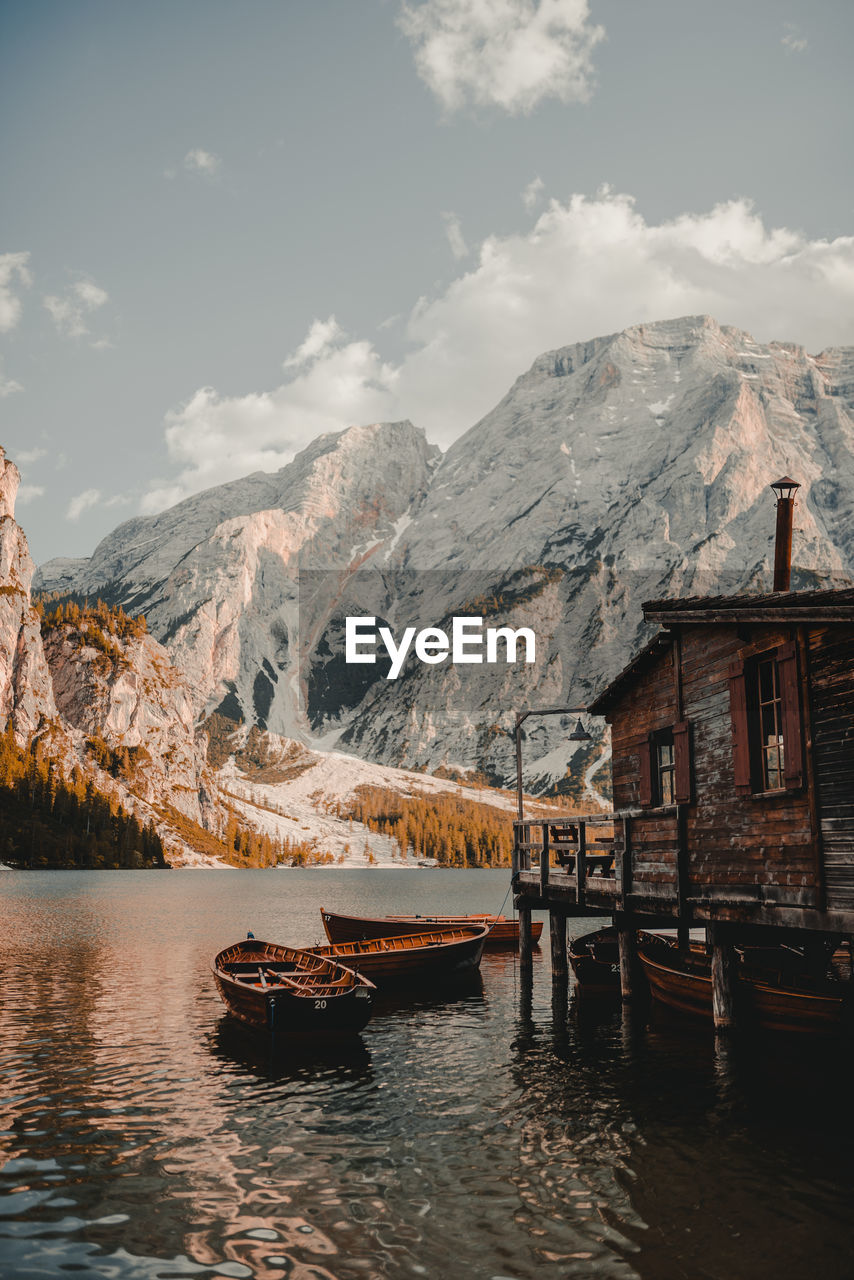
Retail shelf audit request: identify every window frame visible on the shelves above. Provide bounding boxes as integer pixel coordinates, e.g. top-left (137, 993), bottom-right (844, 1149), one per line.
top-left (728, 641), bottom-right (804, 797)
top-left (639, 721), bottom-right (692, 808)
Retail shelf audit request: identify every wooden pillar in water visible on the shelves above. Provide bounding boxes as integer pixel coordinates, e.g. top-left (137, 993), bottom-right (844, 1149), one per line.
top-left (518, 903), bottom-right (533, 972)
top-left (550, 909), bottom-right (568, 985)
top-left (616, 913), bottom-right (636, 1003)
top-left (710, 925), bottom-right (737, 1032)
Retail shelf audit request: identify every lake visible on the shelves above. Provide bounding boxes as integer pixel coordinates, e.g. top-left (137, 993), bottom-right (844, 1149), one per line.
top-left (1, 870), bottom-right (853, 1279)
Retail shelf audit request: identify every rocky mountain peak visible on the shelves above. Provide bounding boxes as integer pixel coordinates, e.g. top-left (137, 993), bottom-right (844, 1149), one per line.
top-left (0, 446), bottom-right (21, 520)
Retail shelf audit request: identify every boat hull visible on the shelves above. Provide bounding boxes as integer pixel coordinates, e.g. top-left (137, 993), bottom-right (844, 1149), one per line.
top-left (638, 936), bottom-right (849, 1035)
top-left (309, 925), bottom-right (488, 985)
top-left (213, 939), bottom-right (374, 1035)
top-left (320, 910), bottom-right (542, 949)
top-left (568, 927), bottom-right (621, 995)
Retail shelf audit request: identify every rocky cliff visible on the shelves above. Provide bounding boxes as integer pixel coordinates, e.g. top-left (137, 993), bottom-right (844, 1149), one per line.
top-left (0, 447), bottom-right (57, 739)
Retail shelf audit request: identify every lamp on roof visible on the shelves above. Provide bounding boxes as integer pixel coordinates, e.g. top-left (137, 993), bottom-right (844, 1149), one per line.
top-left (770, 476), bottom-right (800, 592)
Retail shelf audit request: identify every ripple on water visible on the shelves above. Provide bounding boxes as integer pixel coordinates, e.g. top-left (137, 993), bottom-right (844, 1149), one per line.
top-left (2, 872), bottom-right (854, 1280)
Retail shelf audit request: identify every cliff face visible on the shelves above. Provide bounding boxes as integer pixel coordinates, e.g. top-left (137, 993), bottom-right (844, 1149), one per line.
top-left (42, 619), bottom-right (207, 823)
top-left (0, 447), bottom-right (57, 739)
top-left (34, 316), bottom-right (854, 790)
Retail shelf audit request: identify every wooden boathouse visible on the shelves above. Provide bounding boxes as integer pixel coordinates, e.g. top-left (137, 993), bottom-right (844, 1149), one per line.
top-left (512, 479), bottom-right (854, 1027)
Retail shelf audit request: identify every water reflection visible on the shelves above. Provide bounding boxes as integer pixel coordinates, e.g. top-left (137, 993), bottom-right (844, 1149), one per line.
top-left (2, 872), bottom-right (854, 1280)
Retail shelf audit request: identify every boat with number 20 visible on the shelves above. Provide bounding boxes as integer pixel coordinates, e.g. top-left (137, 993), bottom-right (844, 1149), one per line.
top-left (213, 938), bottom-right (375, 1035)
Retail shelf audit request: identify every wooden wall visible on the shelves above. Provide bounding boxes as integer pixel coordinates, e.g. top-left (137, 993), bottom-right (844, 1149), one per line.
top-left (809, 626), bottom-right (854, 910)
top-left (607, 623), bottom-right (820, 907)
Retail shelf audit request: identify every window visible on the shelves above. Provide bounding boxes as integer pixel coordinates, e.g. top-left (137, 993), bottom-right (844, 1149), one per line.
top-left (728, 642), bottom-right (803, 796)
top-left (654, 729), bottom-right (675, 805)
top-left (639, 722), bottom-right (692, 807)
top-left (756, 656), bottom-right (784, 790)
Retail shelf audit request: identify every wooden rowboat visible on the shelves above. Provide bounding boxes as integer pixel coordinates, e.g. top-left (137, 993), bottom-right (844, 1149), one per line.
top-left (213, 938), bottom-right (375, 1035)
top-left (568, 926), bottom-right (706, 995)
top-left (320, 909), bottom-right (542, 949)
top-left (568, 927), bottom-right (621, 995)
top-left (308, 924), bottom-right (489, 985)
top-left (637, 932), bottom-right (851, 1035)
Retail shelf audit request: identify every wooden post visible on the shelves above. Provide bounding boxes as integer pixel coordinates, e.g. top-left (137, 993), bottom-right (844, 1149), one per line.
top-left (519, 903), bottom-right (533, 972)
top-left (710, 925), bottom-right (737, 1032)
top-left (539, 823), bottom-right (550, 896)
top-left (619, 816), bottom-right (633, 910)
top-left (550, 909), bottom-right (568, 984)
top-left (676, 804), bottom-right (689, 949)
top-left (616, 913), bottom-right (636, 1003)
top-left (576, 820), bottom-right (587, 908)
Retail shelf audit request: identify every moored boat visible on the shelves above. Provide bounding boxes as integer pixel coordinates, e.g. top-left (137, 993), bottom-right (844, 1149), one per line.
top-left (213, 938), bottom-right (375, 1035)
top-left (308, 924), bottom-right (489, 985)
top-left (637, 932), bottom-right (851, 1035)
top-left (320, 909), bottom-right (542, 949)
top-left (569, 926), bottom-right (707, 995)
top-left (568, 927), bottom-right (621, 995)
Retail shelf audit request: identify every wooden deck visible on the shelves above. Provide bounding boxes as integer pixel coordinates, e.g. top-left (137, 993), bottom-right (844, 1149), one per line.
top-left (512, 813), bottom-right (854, 934)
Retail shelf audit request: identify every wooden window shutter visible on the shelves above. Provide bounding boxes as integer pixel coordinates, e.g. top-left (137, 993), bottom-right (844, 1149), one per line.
top-left (673, 721), bottom-right (692, 803)
top-left (727, 660), bottom-right (752, 795)
top-left (638, 735), bottom-right (653, 807)
top-left (777, 641), bottom-right (804, 790)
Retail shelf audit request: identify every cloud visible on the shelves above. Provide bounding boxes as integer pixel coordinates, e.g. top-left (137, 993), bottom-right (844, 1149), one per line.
top-left (67, 488), bottom-right (102, 520)
top-left (15, 447), bottom-right (46, 466)
top-left (398, 0), bottom-right (605, 114)
top-left (44, 277), bottom-right (109, 339)
top-left (0, 251), bottom-right (31, 332)
top-left (0, 365), bottom-right (23, 397)
top-left (284, 316), bottom-right (345, 368)
top-left (17, 484), bottom-right (45, 505)
top-left (782, 23), bottom-right (807, 54)
top-left (522, 176), bottom-right (545, 212)
top-left (140, 323), bottom-right (399, 512)
top-left (184, 148), bottom-right (222, 177)
top-left (142, 188), bottom-right (854, 511)
top-left (441, 211), bottom-right (468, 259)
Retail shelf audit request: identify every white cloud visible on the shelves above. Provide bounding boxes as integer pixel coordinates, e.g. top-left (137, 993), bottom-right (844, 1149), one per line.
top-left (284, 316), bottom-right (345, 368)
top-left (141, 324), bottom-right (399, 512)
top-left (441, 211), bottom-right (468, 259)
top-left (17, 484), bottom-right (45, 505)
top-left (142, 188), bottom-right (854, 511)
top-left (15, 447), bottom-right (46, 466)
top-left (67, 488), bottom-right (102, 520)
top-left (782, 23), bottom-right (808, 54)
top-left (398, 0), bottom-right (605, 114)
top-left (44, 277), bottom-right (109, 339)
top-left (184, 148), bottom-right (222, 177)
top-left (0, 366), bottom-right (23, 397)
top-left (522, 176), bottom-right (545, 212)
top-left (0, 251), bottom-right (31, 332)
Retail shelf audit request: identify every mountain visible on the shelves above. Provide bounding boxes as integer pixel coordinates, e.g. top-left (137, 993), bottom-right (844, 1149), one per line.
top-left (35, 316), bottom-right (854, 789)
top-left (1, 446), bottom-right (57, 737)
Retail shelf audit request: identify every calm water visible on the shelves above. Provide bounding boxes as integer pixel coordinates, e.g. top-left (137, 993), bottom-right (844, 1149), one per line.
top-left (1, 871), bottom-right (853, 1280)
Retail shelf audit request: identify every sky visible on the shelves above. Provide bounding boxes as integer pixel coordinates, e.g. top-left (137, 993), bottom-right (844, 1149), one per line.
top-left (2, 0), bottom-right (854, 564)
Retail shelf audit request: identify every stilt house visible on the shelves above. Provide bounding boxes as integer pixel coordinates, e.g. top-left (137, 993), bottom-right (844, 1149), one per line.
top-left (512, 480), bottom-right (854, 991)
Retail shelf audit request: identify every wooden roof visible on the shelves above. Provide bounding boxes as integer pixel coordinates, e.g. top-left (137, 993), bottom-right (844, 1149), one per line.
top-left (588, 632), bottom-right (673, 715)
top-left (588, 585), bottom-right (854, 714)
top-left (644, 586), bottom-right (854, 624)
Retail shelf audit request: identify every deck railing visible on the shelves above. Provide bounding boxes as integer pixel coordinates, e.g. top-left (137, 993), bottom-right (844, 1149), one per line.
top-left (512, 807), bottom-right (684, 908)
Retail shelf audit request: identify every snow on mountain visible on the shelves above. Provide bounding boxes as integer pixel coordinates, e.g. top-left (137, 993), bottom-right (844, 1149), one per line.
top-left (35, 316), bottom-right (854, 792)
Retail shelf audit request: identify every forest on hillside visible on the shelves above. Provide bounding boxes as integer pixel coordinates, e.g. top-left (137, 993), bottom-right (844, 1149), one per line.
top-left (0, 725), bottom-right (167, 869)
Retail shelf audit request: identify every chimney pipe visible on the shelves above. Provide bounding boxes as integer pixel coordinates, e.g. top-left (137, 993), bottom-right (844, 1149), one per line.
top-left (770, 476), bottom-right (800, 592)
